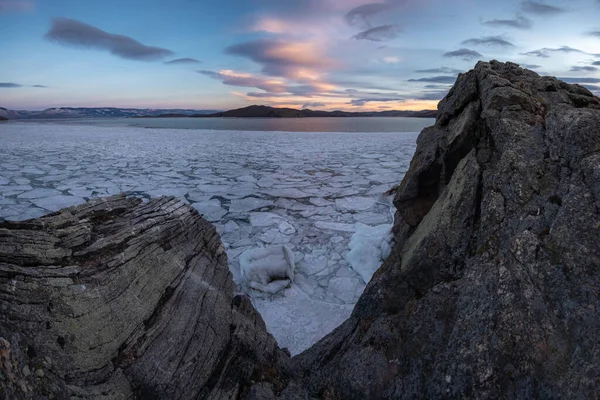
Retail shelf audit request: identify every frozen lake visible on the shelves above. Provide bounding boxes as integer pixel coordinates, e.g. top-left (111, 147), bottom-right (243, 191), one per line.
top-left (0, 122), bottom-right (419, 354)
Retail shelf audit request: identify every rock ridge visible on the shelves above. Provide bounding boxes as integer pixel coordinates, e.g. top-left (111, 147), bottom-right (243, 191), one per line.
top-left (283, 60), bottom-right (600, 399)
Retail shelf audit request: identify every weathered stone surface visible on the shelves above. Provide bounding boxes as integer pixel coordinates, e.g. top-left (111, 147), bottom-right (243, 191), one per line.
top-left (0, 194), bottom-right (287, 399)
top-left (286, 61), bottom-right (600, 399)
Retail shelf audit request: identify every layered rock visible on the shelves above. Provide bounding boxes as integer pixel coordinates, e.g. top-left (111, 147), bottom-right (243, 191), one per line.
top-left (0, 195), bottom-right (287, 399)
top-left (287, 61), bottom-right (600, 398)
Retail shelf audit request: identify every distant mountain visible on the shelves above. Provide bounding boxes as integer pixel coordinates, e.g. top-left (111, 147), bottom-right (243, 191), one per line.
top-left (0, 116), bottom-right (7, 121)
top-left (0, 107), bottom-right (221, 119)
top-left (0, 107), bottom-right (24, 119)
top-left (193, 105), bottom-right (437, 118)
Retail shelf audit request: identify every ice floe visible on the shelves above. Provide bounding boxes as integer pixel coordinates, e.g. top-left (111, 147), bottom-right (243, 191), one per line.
top-left (0, 123), bottom-right (418, 354)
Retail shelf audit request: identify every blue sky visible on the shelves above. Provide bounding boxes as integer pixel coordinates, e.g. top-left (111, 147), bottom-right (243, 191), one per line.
top-left (1, 0), bottom-right (599, 110)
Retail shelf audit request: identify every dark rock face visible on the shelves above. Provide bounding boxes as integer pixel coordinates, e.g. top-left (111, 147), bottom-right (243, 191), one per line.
top-left (0, 195), bottom-right (287, 399)
top-left (289, 61), bottom-right (600, 399)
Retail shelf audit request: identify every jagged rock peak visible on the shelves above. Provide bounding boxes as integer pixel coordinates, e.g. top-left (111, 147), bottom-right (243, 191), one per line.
top-left (285, 60), bottom-right (600, 399)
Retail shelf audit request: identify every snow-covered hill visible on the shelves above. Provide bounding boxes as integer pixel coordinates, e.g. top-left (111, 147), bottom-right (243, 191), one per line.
top-left (0, 107), bottom-right (220, 119)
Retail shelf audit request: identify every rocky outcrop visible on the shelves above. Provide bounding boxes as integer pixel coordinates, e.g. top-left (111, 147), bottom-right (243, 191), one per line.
top-left (285, 61), bottom-right (600, 398)
top-left (0, 195), bottom-right (288, 399)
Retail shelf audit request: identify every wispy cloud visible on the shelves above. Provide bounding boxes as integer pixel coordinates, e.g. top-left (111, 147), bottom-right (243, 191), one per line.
top-left (344, 3), bottom-right (391, 28)
top-left (521, 1), bottom-right (566, 15)
top-left (383, 56), bottom-right (400, 64)
top-left (199, 70), bottom-right (286, 93)
top-left (443, 48), bottom-right (482, 61)
top-left (348, 97), bottom-right (404, 106)
top-left (0, 0), bottom-right (34, 12)
top-left (587, 30), bottom-right (600, 38)
top-left (482, 16), bottom-right (532, 29)
top-left (0, 82), bottom-right (22, 88)
top-left (415, 67), bottom-right (463, 74)
top-left (407, 76), bottom-right (457, 84)
top-left (199, 69), bottom-right (336, 97)
top-left (352, 25), bottom-right (401, 41)
top-left (581, 84), bottom-right (600, 91)
top-left (302, 102), bottom-right (326, 109)
top-left (522, 46), bottom-right (587, 58)
top-left (593, 61), bottom-right (600, 66)
top-left (559, 77), bottom-right (600, 83)
top-left (164, 58), bottom-right (201, 65)
top-left (520, 63), bottom-right (541, 69)
top-left (570, 65), bottom-right (598, 72)
top-left (225, 39), bottom-right (334, 79)
top-left (0, 82), bottom-right (46, 88)
top-left (415, 90), bottom-right (449, 101)
top-left (462, 35), bottom-right (515, 47)
top-left (45, 17), bottom-right (174, 61)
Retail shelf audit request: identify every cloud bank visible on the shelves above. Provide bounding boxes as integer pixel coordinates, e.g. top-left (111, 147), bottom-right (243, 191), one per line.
top-left (45, 17), bottom-right (173, 61)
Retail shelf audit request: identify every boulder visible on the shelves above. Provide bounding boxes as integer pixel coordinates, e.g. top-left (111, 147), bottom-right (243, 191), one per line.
top-left (287, 61), bottom-right (600, 399)
top-left (0, 195), bottom-right (288, 399)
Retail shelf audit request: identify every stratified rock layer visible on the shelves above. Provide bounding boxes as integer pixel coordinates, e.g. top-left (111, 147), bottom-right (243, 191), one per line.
top-left (289, 61), bottom-right (600, 399)
top-left (0, 195), bottom-right (286, 399)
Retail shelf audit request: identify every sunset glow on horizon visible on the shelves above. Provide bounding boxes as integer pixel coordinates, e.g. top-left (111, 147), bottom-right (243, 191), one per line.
top-left (1, 0), bottom-right (599, 111)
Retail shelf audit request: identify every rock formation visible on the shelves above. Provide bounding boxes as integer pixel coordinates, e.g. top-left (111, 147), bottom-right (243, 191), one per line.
top-left (286, 60), bottom-right (600, 398)
top-left (1, 61), bottom-right (599, 399)
top-left (0, 195), bottom-right (288, 399)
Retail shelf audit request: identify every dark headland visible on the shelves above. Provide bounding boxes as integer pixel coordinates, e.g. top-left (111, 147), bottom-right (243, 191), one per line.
top-left (1, 61), bottom-right (599, 399)
top-left (188, 105), bottom-right (438, 118)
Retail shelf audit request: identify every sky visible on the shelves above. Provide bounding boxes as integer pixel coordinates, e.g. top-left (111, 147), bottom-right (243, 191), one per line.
top-left (1, 0), bottom-right (599, 111)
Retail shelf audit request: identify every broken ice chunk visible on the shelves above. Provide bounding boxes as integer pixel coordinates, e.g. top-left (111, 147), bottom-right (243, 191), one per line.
top-left (192, 199), bottom-right (227, 222)
top-left (278, 221), bottom-right (296, 235)
top-left (314, 221), bottom-right (356, 232)
top-left (261, 188), bottom-right (311, 199)
top-left (239, 245), bottom-right (295, 294)
top-left (249, 212), bottom-right (285, 227)
top-left (18, 188), bottom-right (63, 199)
top-left (345, 223), bottom-right (393, 283)
top-left (309, 197), bottom-right (334, 207)
top-left (260, 229), bottom-right (291, 244)
top-left (229, 197), bottom-right (273, 213)
top-left (335, 196), bottom-right (376, 211)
